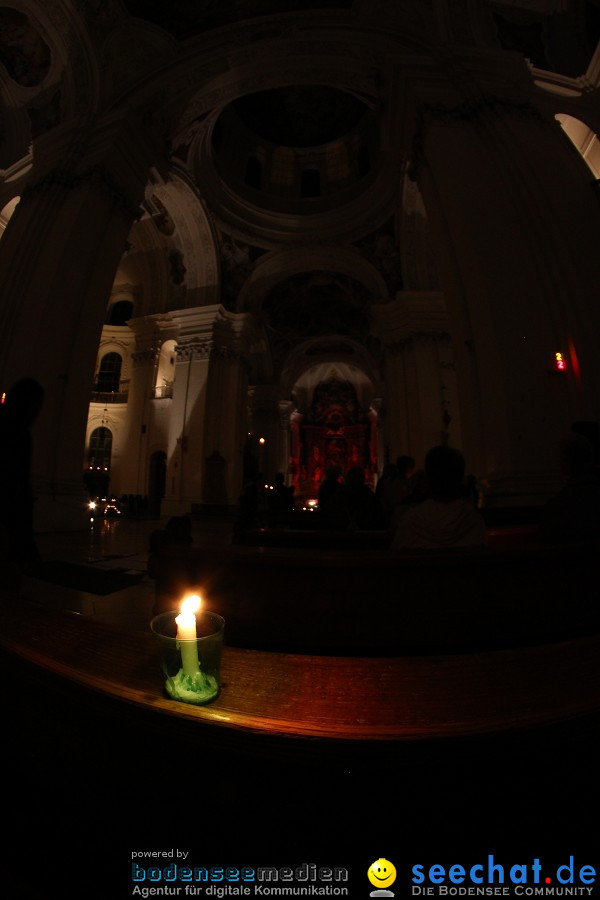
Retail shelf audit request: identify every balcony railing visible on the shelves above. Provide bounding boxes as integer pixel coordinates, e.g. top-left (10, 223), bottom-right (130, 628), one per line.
top-left (90, 390), bottom-right (129, 403)
top-left (91, 380), bottom-right (129, 403)
top-left (153, 383), bottom-right (173, 399)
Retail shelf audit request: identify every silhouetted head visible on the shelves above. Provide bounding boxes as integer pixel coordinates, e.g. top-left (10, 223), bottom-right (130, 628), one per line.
top-left (396, 455), bottom-right (415, 479)
top-left (164, 515), bottom-right (192, 541)
top-left (425, 445), bottom-right (465, 500)
top-left (3, 377), bottom-right (44, 426)
top-left (346, 466), bottom-right (365, 487)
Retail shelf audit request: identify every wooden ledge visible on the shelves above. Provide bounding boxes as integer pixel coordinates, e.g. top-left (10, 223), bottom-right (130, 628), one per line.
top-left (1, 591), bottom-right (600, 753)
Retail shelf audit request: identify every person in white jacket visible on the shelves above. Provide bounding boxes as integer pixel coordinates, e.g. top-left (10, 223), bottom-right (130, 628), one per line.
top-left (392, 445), bottom-right (487, 550)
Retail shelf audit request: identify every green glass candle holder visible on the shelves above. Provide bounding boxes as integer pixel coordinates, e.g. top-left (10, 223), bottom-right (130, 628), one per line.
top-left (150, 610), bottom-right (225, 705)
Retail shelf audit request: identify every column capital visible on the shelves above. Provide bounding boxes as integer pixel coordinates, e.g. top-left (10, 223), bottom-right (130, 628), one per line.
top-left (172, 306), bottom-right (255, 369)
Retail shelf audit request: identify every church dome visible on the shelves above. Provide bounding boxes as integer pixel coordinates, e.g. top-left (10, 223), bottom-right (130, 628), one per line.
top-left (210, 85), bottom-right (379, 211)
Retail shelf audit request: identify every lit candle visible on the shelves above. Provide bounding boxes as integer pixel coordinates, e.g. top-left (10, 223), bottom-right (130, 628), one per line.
top-left (175, 594), bottom-right (201, 676)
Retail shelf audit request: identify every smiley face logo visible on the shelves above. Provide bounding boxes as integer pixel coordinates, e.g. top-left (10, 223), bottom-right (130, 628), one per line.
top-left (368, 858), bottom-right (397, 890)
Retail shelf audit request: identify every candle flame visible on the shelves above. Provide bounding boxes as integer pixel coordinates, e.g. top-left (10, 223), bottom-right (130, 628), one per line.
top-left (181, 594), bottom-right (201, 615)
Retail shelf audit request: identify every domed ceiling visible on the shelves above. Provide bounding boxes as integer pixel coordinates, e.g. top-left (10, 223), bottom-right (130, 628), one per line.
top-left (122, 0), bottom-right (353, 39)
top-left (232, 87), bottom-right (367, 148)
top-left (210, 85), bottom-right (378, 209)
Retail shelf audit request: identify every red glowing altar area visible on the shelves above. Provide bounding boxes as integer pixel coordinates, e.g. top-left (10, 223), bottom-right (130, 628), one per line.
top-left (289, 376), bottom-right (378, 498)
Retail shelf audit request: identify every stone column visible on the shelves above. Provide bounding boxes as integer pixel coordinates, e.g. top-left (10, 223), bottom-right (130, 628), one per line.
top-left (202, 341), bottom-right (250, 509)
top-left (413, 90), bottom-right (600, 504)
top-left (370, 397), bottom-right (385, 477)
top-left (372, 292), bottom-right (455, 466)
top-left (278, 400), bottom-right (296, 485)
top-left (119, 315), bottom-right (178, 495)
top-left (247, 385), bottom-right (286, 483)
top-left (162, 307), bottom-right (251, 515)
top-left (0, 113), bottom-right (164, 529)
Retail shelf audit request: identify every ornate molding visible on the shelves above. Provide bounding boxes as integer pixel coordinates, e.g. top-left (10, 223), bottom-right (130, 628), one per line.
top-left (175, 339), bottom-right (244, 362)
top-left (20, 164), bottom-right (144, 221)
top-left (176, 339), bottom-right (212, 360)
top-left (131, 348), bottom-right (158, 366)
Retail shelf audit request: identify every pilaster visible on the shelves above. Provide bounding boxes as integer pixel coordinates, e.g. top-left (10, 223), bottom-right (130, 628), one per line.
top-left (247, 384), bottom-right (287, 482)
top-left (119, 315), bottom-right (178, 495)
top-left (414, 92), bottom-right (600, 503)
top-left (0, 112), bottom-right (166, 529)
top-left (372, 292), bottom-right (456, 466)
top-left (162, 307), bottom-right (252, 515)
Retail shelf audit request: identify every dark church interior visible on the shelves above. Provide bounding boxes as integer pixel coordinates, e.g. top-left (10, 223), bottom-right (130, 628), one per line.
top-left (1, 1), bottom-right (600, 897)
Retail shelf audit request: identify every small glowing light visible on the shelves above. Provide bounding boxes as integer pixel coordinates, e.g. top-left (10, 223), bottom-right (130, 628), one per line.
top-left (555, 351), bottom-right (566, 371)
top-left (89, 501), bottom-right (96, 510)
top-left (1, 392), bottom-right (5, 405)
top-left (269, 485), bottom-right (274, 490)
top-left (306, 499), bottom-right (318, 509)
top-left (181, 594), bottom-right (202, 615)
top-left (259, 437), bottom-right (265, 445)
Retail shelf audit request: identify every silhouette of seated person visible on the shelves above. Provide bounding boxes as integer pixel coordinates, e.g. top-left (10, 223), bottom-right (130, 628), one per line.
top-left (376, 455), bottom-right (416, 527)
top-left (147, 515), bottom-right (193, 580)
top-left (375, 462), bottom-right (400, 527)
top-left (539, 433), bottom-right (600, 545)
top-left (267, 472), bottom-right (294, 526)
top-left (317, 466), bottom-right (344, 528)
top-left (320, 466), bottom-right (379, 531)
top-left (0, 377), bottom-right (45, 583)
top-left (235, 477), bottom-right (261, 533)
top-left (397, 454), bottom-right (416, 482)
top-left (391, 445), bottom-right (487, 550)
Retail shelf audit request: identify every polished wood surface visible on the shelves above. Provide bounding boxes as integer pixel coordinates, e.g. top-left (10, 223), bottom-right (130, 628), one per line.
top-left (1, 591), bottom-right (600, 752)
top-left (154, 540), bottom-right (600, 654)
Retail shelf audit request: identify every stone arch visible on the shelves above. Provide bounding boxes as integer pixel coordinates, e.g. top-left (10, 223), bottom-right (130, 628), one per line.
top-left (555, 113), bottom-right (600, 178)
top-left (0, 85), bottom-right (32, 172)
top-left (106, 299), bottom-right (133, 325)
top-left (238, 245), bottom-right (389, 316)
top-left (0, 195), bottom-right (20, 237)
top-left (146, 175), bottom-right (220, 309)
top-left (281, 336), bottom-right (382, 400)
